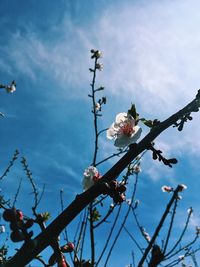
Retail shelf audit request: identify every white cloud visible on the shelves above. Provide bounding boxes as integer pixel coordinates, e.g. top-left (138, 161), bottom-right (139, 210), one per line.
top-left (0, 24), bottom-right (92, 99)
top-left (94, 0), bottom-right (200, 115)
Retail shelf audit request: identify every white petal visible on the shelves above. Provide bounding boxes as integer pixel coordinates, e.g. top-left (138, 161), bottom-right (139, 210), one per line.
top-left (107, 123), bottom-right (116, 139)
top-left (82, 176), bottom-right (94, 191)
top-left (114, 126), bottom-right (142, 148)
top-left (115, 113), bottom-right (127, 124)
top-left (114, 135), bottom-right (131, 148)
top-left (130, 126), bottom-right (142, 142)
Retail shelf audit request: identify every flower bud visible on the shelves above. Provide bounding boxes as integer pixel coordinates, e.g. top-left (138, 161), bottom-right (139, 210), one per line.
top-left (10, 230), bottom-right (24, 242)
top-left (3, 208), bottom-right (16, 222)
top-left (61, 242), bottom-right (75, 253)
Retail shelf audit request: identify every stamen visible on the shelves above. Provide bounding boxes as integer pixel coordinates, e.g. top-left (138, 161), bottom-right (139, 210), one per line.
top-left (120, 122), bottom-right (135, 137)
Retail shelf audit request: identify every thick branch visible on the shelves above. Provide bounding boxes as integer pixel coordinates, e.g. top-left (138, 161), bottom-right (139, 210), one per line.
top-left (4, 92), bottom-right (200, 267)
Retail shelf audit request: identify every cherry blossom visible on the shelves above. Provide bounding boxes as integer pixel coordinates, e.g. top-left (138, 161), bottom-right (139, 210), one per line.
top-left (95, 102), bottom-right (101, 112)
top-left (133, 164), bottom-right (141, 174)
top-left (161, 185), bottom-right (173, 193)
top-left (82, 166), bottom-right (101, 191)
top-left (107, 113), bottom-right (142, 148)
top-left (6, 81), bottom-right (16, 93)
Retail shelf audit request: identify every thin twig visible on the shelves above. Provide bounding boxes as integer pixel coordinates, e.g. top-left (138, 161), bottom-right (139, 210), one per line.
top-left (95, 205), bottom-right (122, 267)
top-left (94, 205), bottom-right (115, 228)
top-left (79, 209), bottom-right (88, 264)
top-left (104, 173), bottom-right (139, 267)
top-left (0, 150), bottom-right (19, 181)
top-left (137, 186), bottom-right (181, 267)
top-left (21, 157), bottom-right (39, 216)
top-left (75, 209), bottom-right (87, 255)
top-left (96, 149), bottom-right (128, 167)
top-left (165, 208), bottom-right (192, 257)
top-left (123, 226), bottom-right (145, 257)
top-left (163, 198), bottom-right (178, 254)
top-left (89, 203), bottom-right (95, 266)
top-left (12, 177), bottom-right (23, 207)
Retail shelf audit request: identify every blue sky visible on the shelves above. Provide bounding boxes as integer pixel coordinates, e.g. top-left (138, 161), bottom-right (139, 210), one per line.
top-left (0, 0), bottom-right (200, 266)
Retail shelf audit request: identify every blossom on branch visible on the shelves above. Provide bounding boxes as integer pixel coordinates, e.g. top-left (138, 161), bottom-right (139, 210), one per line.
top-left (6, 80), bottom-right (16, 93)
top-left (133, 164), bottom-right (141, 174)
top-left (161, 185), bottom-right (173, 193)
top-left (95, 63), bottom-right (103, 71)
top-left (107, 112), bottom-right (142, 148)
top-left (90, 49), bottom-right (102, 59)
top-left (82, 166), bottom-right (101, 191)
top-left (95, 102), bottom-right (101, 112)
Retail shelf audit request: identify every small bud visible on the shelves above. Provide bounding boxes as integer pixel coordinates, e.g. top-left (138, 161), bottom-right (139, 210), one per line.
top-left (113, 193), bottom-right (125, 204)
top-left (61, 242), bottom-right (75, 253)
top-left (187, 207), bottom-right (193, 215)
top-left (95, 102), bottom-right (101, 112)
top-left (117, 184), bottom-right (126, 193)
top-left (3, 208), bottom-right (16, 222)
top-left (95, 63), bottom-right (103, 71)
top-left (16, 210), bottom-right (24, 221)
top-left (110, 180), bottom-right (118, 190)
top-left (10, 230), bottom-right (24, 242)
top-left (102, 96), bottom-right (106, 104)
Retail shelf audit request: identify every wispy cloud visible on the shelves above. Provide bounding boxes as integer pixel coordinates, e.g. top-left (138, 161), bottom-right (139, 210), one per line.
top-left (1, 0), bottom-right (200, 159)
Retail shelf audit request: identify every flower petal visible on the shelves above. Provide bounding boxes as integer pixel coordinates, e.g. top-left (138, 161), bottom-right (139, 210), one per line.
top-left (115, 113), bottom-right (127, 124)
top-left (114, 126), bottom-right (142, 148)
top-left (130, 126), bottom-right (142, 142)
top-left (114, 135), bottom-right (131, 148)
top-left (106, 123), bottom-right (116, 139)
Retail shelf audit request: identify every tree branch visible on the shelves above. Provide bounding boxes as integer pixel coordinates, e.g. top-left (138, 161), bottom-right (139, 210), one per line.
top-left (4, 91), bottom-right (200, 267)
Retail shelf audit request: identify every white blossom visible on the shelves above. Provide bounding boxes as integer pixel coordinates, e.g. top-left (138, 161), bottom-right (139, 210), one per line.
top-left (95, 63), bottom-right (103, 71)
top-left (161, 185), bottom-right (173, 193)
top-left (6, 82), bottom-right (16, 93)
top-left (133, 164), bottom-right (141, 174)
top-left (82, 166), bottom-right (101, 191)
top-left (95, 103), bottom-right (101, 111)
top-left (95, 50), bottom-right (102, 58)
top-left (126, 198), bottom-right (132, 205)
top-left (110, 203), bottom-right (115, 209)
top-left (141, 227), bottom-right (151, 242)
top-left (187, 207), bottom-right (193, 215)
top-left (107, 113), bottom-right (142, 148)
top-left (177, 195), bottom-right (183, 200)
